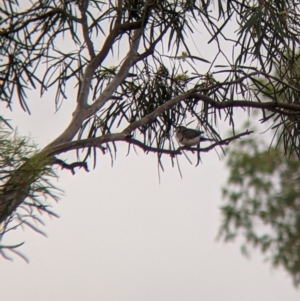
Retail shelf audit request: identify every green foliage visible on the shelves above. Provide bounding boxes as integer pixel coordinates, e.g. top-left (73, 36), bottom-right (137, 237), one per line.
top-left (221, 47), bottom-right (300, 286)
top-left (220, 126), bottom-right (300, 286)
top-left (0, 124), bottom-right (60, 262)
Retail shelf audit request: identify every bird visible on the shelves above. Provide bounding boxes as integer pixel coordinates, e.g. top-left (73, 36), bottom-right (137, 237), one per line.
top-left (174, 126), bottom-right (214, 147)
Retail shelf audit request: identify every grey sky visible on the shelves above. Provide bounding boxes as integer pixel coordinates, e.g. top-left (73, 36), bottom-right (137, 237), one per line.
top-left (1, 2), bottom-right (300, 300)
top-left (1, 102), bottom-right (299, 300)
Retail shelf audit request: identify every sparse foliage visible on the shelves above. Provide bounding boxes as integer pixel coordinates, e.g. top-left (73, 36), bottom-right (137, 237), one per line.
top-left (220, 123), bottom-right (300, 286)
top-left (0, 125), bottom-right (60, 261)
top-left (1, 0), bottom-right (300, 283)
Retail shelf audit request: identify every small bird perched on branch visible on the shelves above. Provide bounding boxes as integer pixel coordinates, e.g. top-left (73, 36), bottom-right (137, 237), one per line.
top-left (175, 126), bottom-right (214, 147)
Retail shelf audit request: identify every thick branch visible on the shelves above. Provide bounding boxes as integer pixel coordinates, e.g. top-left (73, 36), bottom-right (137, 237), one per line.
top-left (44, 18), bottom-right (146, 150)
top-left (75, 20), bottom-right (144, 109)
top-left (87, 27), bottom-right (143, 114)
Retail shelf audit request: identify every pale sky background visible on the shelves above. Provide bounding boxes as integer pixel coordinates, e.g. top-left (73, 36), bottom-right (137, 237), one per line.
top-left (1, 2), bottom-right (300, 300)
top-left (1, 90), bottom-right (300, 301)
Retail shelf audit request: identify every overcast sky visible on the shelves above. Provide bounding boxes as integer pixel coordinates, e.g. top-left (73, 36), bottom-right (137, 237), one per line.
top-left (1, 95), bottom-right (300, 301)
top-left (1, 2), bottom-right (300, 300)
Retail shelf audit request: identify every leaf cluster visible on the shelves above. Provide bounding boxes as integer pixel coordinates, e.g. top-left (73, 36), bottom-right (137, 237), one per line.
top-left (0, 124), bottom-right (61, 262)
top-left (220, 129), bottom-right (300, 286)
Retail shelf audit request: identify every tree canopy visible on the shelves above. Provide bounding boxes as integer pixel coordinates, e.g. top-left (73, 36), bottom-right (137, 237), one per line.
top-left (1, 0), bottom-right (300, 284)
top-left (220, 120), bottom-right (300, 286)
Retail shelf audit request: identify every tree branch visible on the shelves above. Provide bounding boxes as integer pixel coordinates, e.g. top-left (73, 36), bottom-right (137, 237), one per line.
top-left (74, 20), bottom-right (143, 109)
top-left (0, 8), bottom-right (82, 36)
top-left (203, 71), bottom-right (300, 95)
top-left (44, 126), bottom-right (253, 158)
top-left (78, 0), bottom-right (95, 59)
top-left (45, 14), bottom-right (146, 149)
top-left (86, 0), bottom-right (157, 114)
top-left (52, 158), bottom-right (89, 175)
top-left (193, 93), bottom-right (300, 112)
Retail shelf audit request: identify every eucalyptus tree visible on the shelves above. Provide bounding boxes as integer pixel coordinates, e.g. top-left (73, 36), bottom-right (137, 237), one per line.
top-left (220, 125), bottom-right (300, 287)
top-left (220, 51), bottom-right (300, 286)
top-left (1, 0), bottom-right (300, 269)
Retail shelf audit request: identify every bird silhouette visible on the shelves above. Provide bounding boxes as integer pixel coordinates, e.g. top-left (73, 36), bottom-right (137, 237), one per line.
top-left (175, 126), bottom-right (214, 146)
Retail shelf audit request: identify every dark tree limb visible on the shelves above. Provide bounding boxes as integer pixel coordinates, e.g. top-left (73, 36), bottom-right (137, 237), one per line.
top-left (52, 158), bottom-right (89, 175)
top-left (45, 128), bottom-right (254, 158)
